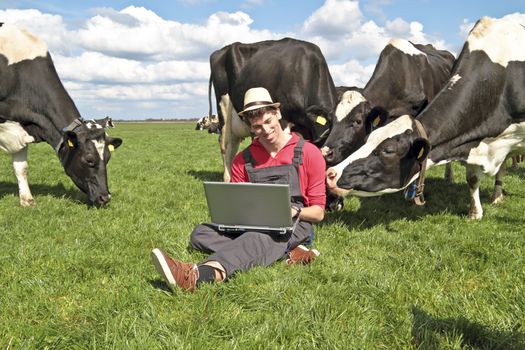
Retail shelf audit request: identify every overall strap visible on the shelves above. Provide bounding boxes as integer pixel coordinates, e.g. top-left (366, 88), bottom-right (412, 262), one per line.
top-left (242, 147), bottom-right (257, 182)
top-left (292, 135), bottom-right (305, 168)
top-left (242, 147), bottom-right (256, 173)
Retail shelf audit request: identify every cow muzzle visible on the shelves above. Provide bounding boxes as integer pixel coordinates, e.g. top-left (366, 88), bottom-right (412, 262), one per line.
top-left (89, 192), bottom-right (111, 207)
top-left (321, 146), bottom-right (336, 163)
top-left (323, 148), bottom-right (337, 165)
top-left (326, 168), bottom-right (352, 197)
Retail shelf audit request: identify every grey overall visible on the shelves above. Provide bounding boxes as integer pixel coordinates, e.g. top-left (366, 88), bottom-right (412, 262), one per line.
top-left (189, 137), bottom-right (314, 277)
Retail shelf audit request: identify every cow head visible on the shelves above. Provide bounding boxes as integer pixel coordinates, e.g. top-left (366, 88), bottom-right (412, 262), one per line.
top-left (327, 127), bottom-right (429, 197)
top-left (303, 105), bottom-right (333, 146)
top-left (195, 116), bottom-right (211, 130)
top-left (58, 118), bottom-right (122, 206)
top-left (321, 90), bottom-right (389, 166)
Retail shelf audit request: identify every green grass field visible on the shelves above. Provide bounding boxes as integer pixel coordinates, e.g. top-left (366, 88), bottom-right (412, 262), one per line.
top-left (0, 122), bottom-right (524, 349)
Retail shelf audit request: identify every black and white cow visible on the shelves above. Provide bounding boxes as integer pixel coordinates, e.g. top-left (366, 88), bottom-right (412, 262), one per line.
top-left (321, 39), bottom-right (455, 166)
top-left (209, 37), bottom-right (338, 181)
top-left (0, 23), bottom-right (122, 207)
top-left (195, 114), bottom-right (219, 131)
top-left (326, 17), bottom-right (525, 220)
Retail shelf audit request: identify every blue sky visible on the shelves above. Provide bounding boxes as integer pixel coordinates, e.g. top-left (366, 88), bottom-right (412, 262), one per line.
top-left (0, 0), bottom-right (523, 120)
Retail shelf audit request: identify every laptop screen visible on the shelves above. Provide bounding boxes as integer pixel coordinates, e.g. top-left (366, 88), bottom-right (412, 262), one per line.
top-left (203, 182), bottom-right (293, 230)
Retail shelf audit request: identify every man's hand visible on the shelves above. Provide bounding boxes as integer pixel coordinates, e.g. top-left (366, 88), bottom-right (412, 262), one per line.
top-left (291, 205), bottom-right (301, 218)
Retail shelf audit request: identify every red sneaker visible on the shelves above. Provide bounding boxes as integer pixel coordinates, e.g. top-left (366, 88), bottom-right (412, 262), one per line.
top-left (151, 248), bottom-right (199, 292)
top-left (286, 245), bottom-right (320, 265)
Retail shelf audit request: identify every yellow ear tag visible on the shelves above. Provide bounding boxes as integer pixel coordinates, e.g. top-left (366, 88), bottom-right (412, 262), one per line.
top-left (316, 116), bottom-right (327, 125)
top-left (418, 147), bottom-right (426, 159)
top-left (108, 144), bottom-right (115, 152)
top-left (373, 117), bottom-right (380, 127)
top-left (67, 139), bottom-right (74, 148)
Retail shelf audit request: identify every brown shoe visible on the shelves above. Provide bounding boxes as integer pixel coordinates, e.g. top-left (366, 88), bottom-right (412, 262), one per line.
top-left (286, 245), bottom-right (320, 265)
top-left (151, 248), bottom-right (199, 292)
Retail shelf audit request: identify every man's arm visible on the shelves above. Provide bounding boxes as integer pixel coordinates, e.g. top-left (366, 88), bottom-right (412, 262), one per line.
top-left (296, 142), bottom-right (326, 223)
top-left (292, 204), bottom-right (324, 223)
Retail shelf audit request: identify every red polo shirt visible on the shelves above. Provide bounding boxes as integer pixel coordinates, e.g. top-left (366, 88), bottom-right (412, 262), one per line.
top-left (230, 133), bottom-right (326, 208)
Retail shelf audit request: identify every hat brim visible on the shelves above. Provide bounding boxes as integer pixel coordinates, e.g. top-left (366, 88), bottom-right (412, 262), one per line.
top-left (238, 102), bottom-right (280, 117)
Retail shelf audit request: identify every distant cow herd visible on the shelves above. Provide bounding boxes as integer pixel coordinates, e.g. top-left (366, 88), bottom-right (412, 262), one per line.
top-left (1, 17), bottom-right (524, 220)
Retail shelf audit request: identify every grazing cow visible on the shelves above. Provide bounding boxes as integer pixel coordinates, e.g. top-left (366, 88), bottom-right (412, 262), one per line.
top-left (209, 37), bottom-right (338, 182)
top-left (321, 39), bottom-right (455, 166)
top-left (195, 116), bottom-right (210, 130)
top-left (195, 114), bottom-right (219, 131)
top-left (0, 23), bottom-right (122, 206)
top-left (326, 17), bottom-right (525, 219)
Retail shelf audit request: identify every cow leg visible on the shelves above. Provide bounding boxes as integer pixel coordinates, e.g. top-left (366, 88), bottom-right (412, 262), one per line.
top-left (225, 112), bottom-right (250, 181)
top-left (444, 163), bottom-right (454, 183)
top-left (219, 94), bottom-right (249, 182)
top-left (12, 147), bottom-right (35, 207)
top-left (491, 161), bottom-right (506, 204)
top-left (219, 95), bottom-right (232, 182)
top-left (466, 165), bottom-right (483, 220)
top-left (222, 132), bottom-right (243, 182)
top-left (219, 94), bottom-right (239, 182)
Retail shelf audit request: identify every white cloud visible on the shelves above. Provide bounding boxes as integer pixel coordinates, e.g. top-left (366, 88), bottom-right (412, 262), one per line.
top-left (299, 4), bottom-right (450, 65)
top-left (53, 52), bottom-right (209, 83)
top-left (329, 60), bottom-right (376, 88)
top-left (385, 17), bottom-right (410, 35)
top-left (72, 7), bottom-right (286, 62)
top-left (302, 0), bottom-right (363, 37)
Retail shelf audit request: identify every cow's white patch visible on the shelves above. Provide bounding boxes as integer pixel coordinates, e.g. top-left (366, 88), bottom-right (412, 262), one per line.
top-left (467, 17), bottom-right (525, 67)
top-left (466, 121), bottom-right (525, 176)
top-left (447, 74), bottom-right (462, 90)
top-left (389, 38), bottom-right (425, 56)
top-left (335, 90), bottom-right (367, 122)
top-left (0, 24), bottom-right (48, 65)
top-left (231, 109), bottom-right (251, 139)
top-left (0, 121), bottom-right (36, 154)
top-left (349, 188), bottom-right (402, 197)
top-left (92, 139), bottom-right (106, 160)
top-left (330, 115), bottom-right (415, 181)
top-left (12, 147), bottom-right (34, 206)
top-left (85, 120), bottom-right (103, 129)
top-left (426, 159), bottom-right (449, 168)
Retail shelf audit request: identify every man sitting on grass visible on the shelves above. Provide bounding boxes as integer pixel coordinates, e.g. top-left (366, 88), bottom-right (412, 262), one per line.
top-left (151, 87), bottom-right (326, 292)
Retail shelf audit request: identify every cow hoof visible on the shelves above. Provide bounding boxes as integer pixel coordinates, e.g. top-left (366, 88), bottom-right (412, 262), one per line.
top-left (491, 195), bottom-right (504, 204)
top-left (468, 211), bottom-right (483, 220)
top-left (20, 197), bottom-right (36, 207)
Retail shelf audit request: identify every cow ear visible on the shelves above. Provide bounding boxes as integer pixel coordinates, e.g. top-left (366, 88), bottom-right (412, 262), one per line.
top-left (107, 137), bottom-right (122, 151)
top-left (411, 138), bottom-right (430, 161)
top-left (64, 131), bottom-right (78, 149)
top-left (365, 107), bottom-right (388, 133)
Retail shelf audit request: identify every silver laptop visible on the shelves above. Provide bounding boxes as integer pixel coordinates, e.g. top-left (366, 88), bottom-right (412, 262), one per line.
top-left (203, 181), bottom-right (297, 235)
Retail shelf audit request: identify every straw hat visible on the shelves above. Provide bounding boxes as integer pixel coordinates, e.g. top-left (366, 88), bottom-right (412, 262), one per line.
top-left (238, 87), bottom-right (280, 116)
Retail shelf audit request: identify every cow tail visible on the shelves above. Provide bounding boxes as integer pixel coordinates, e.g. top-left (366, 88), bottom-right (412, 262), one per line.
top-left (208, 73), bottom-right (213, 119)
